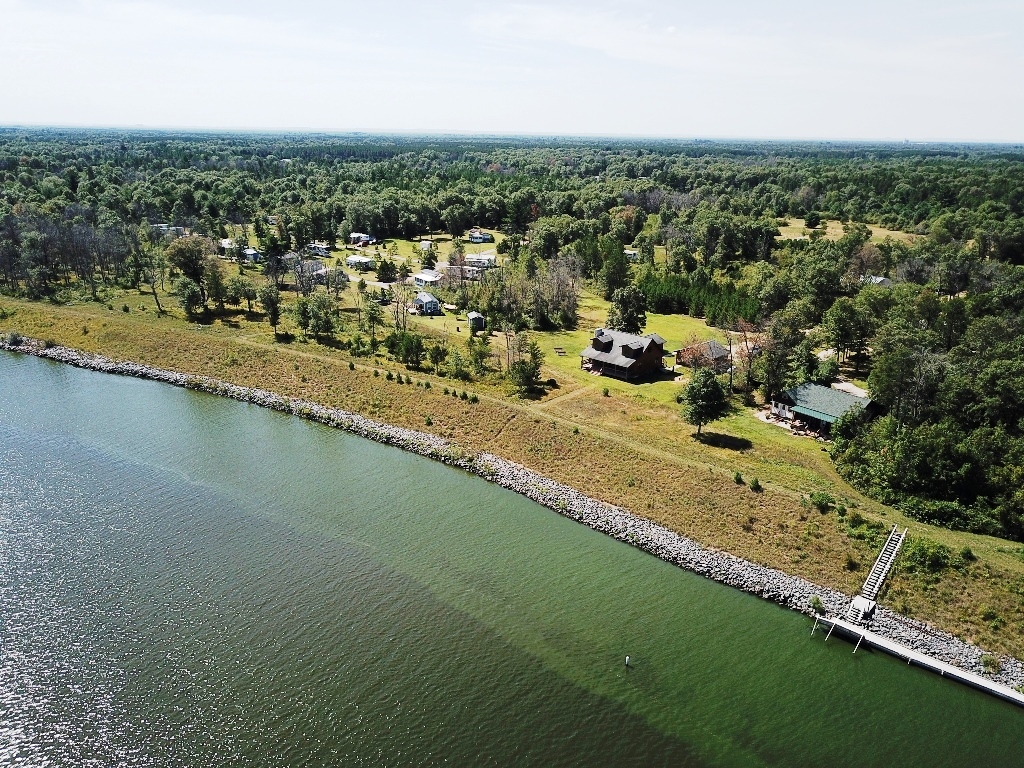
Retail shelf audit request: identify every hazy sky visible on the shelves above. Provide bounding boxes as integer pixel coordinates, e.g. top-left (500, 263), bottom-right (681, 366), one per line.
top-left (2, 0), bottom-right (1021, 141)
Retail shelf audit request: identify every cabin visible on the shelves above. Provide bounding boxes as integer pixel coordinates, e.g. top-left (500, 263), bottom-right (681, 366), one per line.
top-left (412, 269), bottom-right (443, 288)
top-left (676, 339), bottom-right (731, 373)
top-left (468, 229), bottom-right (494, 244)
top-left (420, 240), bottom-right (434, 252)
top-left (413, 292), bottom-right (440, 315)
top-left (242, 247), bottom-right (262, 263)
top-left (345, 254), bottom-right (375, 271)
top-left (220, 238), bottom-right (236, 251)
top-left (771, 382), bottom-right (873, 434)
top-left (580, 328), bottom-right (667, 381)
top-left (467, 311), bottom-right (485, 332)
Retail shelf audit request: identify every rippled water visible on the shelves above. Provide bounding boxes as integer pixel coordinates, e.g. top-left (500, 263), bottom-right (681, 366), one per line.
top-left (1, 351), bottom-right (1022, 767)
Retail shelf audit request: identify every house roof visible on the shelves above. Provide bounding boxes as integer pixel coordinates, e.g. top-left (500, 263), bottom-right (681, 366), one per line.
top-left (580, 327), bottom-right (665, 369)
top-left (346, 255), bottom-right (374, 263)
top-left (467, 311), bottom-right (483, 319)
top-left (415, 292), bottom-right (438, 304)
top-left (780, 382), bottom-right (871, 423)
top-left (412, 269), bottom-right (442, 282)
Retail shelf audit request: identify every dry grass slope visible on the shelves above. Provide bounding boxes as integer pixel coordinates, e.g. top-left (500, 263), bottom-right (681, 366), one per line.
top-left (3, 295), bottom-right (1023, 659)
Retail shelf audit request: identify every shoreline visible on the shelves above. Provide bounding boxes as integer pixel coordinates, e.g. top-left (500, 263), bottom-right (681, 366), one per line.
top-left (3, 336), bottom-right (1023, 695)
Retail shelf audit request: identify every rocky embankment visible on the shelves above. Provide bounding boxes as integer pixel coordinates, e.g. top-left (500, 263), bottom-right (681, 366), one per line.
top-left (3, 336), bottom-right (1022, 691)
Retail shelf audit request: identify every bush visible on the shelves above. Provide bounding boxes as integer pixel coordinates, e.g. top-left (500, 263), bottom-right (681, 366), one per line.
top-left (386, 371), bottom-right (394, 381)
top-left (121, 303), bottom-right (130, 312)
top-left (981, 654), bottom-right (1001, 674)
top-left (6, 331), bottom-right (23, 346)
top-left (396, 373), bottom-right (404, 384)
top-left (810, 491), bottom-right (834, 513)
top-left (348, 361), bottom-right (355, 370)
top-left (749, 477), bottom-right (763, 492)
top-left (460, 390), bottom-right (468, 400)
top-left (602, 387), bottom-right (610, 397)
top-left (959, 546), bottom-right (976, 562)
top-left (572, 426), bottom-right (579, 434)
top-left (469, 394), bottom-right (479, 403)
top-left (902, 538), bottom-right (953, 574)
top-left (43, 339), bottom-right (55, 349)
top-left (425, 416), bottom-right (433, 426)
top-left (810, 595), bottom-right (825, 614)
top-left (373, 369), bottom-right (379, 377)
top-left (424, 381), bottom-right (431, 389)
top-left (443, 387), bottom-right (449, 395)
top-left (733, 471), bottom-right (744, 484)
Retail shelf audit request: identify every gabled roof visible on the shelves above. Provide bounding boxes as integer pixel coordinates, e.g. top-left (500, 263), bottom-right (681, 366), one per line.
top-left (580, 327), bottom-right (665, 369)
top-left (415, 292), bottom-right (438, 304)
top-left (780, 382), bottom-right (871, 423)
top-left (467, 311), bottom-right (483, 319)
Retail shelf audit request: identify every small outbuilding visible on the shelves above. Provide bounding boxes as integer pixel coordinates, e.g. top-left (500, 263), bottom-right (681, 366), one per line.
top-left (467, 311), bottom-right (485, 332)
top-left (676, 339), bottom-right (731, 373)
top-left (413, 292), bottom-right (440, 316)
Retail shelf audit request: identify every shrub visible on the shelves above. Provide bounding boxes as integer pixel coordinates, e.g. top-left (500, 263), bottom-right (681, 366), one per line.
top-left (469, 394), bottom-right (479, 403)
top-left (43, 339), bottom-right (55, 349)
top-left (373, 369), bottom-right (379, 377)
top-left (733, 471), bottom-right (744, 485)
top-left (959, 546), bottom-right (976, 562)
top-left (810, 595), bottom-right (825, 614)
top-left (443, 387), bottom-right (449, 395)
top-left (572, 426), bottom-right (579, 434)
top-left (425, 416), bottom-right (433, 426)
top-left (902, 538), bottom-right (953, 574)
top-left (424, 381), bottom-right (431, 389)
top-left (386, 371), bottom-right (394, 381)
top-left (602, 387), bottom-right (610, 397)
top-left (810, 491), bottom-right (834, 513)
top-left (396, 373), bottom-right (404, 384)
top-left (981, 654), bottom-right (1001, 674)
top-left (348, 361), bottom-right (355, 370)
top-left (749, 477), bottom-right (763, 492)
top-left (460, 391), bottom-right (468, 400)
top-left (6, 331), bottom-right (23, 346)
top-left (122, 304), bottom-right (130, 312)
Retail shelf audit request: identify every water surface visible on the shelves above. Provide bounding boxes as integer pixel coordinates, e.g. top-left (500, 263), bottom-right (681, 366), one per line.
top-left (1, 352), bottom-right (1021, 767)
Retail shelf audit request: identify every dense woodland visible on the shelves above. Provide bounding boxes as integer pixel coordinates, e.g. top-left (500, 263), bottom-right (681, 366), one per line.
top-left (3, 129), bottom-right (1024, 541)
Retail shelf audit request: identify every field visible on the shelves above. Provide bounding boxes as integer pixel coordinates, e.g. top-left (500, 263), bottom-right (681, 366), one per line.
top-left (3, 289), bottom-right (1024, 661)
top-left (777, 218), bottom-right (918, 244)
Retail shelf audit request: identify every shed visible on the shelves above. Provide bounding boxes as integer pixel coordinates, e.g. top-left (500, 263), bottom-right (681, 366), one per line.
top-left (676, 339), bottom-right (731, 373)
top-left (467, 311), bottom-right (485, 332)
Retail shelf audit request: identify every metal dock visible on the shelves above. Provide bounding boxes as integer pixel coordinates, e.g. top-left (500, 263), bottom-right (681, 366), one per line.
top-left (812, 615), bottom-right (1024, 708)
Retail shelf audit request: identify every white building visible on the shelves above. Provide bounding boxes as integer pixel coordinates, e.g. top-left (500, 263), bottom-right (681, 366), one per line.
top-left (412, 269), bottom-right (443, 288)
top-left (345, 255), bottom-right (375, 271)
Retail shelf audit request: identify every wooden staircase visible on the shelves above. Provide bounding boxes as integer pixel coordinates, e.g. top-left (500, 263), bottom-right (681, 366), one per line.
top-left (844, 525), bottom-right (907, 624)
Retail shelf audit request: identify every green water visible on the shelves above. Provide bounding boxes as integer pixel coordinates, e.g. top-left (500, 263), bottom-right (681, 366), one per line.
top-left (0, 352), bottom-right (1021, 767)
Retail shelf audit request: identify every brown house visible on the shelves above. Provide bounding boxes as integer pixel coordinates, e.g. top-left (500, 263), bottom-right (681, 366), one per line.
top-left (580, 328), bottom-right (666, 381)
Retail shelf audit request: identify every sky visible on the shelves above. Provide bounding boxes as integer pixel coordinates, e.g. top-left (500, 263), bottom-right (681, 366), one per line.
top-left (1, 0), bottom-right (1022, 142)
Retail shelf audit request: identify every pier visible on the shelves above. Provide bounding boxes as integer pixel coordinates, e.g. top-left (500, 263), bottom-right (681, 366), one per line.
top-left (812, 615), bottom-right (1024, 708)
top-left (844, 525), bottom-right (906, 624)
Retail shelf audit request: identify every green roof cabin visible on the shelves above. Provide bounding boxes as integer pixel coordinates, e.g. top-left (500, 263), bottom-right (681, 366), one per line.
top-left (771, 382), bottom-right (872, 433)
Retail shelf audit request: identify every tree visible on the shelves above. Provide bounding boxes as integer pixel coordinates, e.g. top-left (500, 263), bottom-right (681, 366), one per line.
top-left (376, 258), bottom-right (398, 283)
top-left (293, 296), bottom-right (312, 337)
top-left (225, 274), bottom-right (256, 312)
top-left (176, 276), bottom-right (204, 318)
top-left (600, 236), bottom-right (629, 300)
top-left (258, 283), bottom-right (281, 335)
top-left (308, 292), bottom-right (336, 341)
top-left (805, 211), bottom-right (822, 229)
top-left (166, 236), bottom-right (210, 286)
top-left (204, 257), bottom-right (227, 311)
top-left (364, 296), bottom-right (384, 350)
top-left (681, 368), bottom-right (729, 435)
top-left (507, 332), bottom-right (544, 395)
top-left (606, 284), bottom-right (647, 334)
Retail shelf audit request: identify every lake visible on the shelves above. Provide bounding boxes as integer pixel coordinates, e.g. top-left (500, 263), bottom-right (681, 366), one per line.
top-left (1, 351), bottom-right (1021, 767)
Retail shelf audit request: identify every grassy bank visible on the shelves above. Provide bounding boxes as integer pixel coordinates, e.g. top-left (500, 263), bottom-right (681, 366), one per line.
top-left (2, 294), bottom-right (1023, 661)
